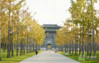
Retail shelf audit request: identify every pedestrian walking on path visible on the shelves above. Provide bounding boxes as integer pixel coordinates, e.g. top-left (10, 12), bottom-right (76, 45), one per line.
top-left (35, 49), bottom-right (38, 55)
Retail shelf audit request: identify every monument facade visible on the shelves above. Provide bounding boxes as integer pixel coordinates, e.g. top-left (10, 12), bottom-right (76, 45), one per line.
top-left (41, 24), bottom-right (61, 50)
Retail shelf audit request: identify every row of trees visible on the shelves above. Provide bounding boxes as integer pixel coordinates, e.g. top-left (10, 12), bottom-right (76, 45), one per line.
top-left (0, 0), bottom-right (46, 61)
top-left (56, 0), bottom-right (99, 59)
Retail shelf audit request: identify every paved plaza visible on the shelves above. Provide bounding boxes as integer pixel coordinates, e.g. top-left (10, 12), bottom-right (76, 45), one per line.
top-left (20, 51), bottom-right (80, 63)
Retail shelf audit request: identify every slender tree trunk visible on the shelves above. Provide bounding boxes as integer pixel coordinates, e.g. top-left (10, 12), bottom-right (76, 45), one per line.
top-left (91, 0), bottom-right (96, 59)
top-left (0, 6), bottom-right (1, 61)
top-left (72, 40), bottom-right (74, 54)
top-left (58, 45), bottom-right (60, 51)
top-left (29, 38), bottom-right (30, 53)
top-left (90, 39), bottom-right (92, 53)
top-left (24, 33), bottom-right (26, 54)
top-left (20, 39), bottom-right (22, 56)
top-left (27, 36), bottom-right (28, 54)
top-left (61, 45), bottom-right (63, 52)
top-left (77, 42), bottom-right (78, 55)
top-left (38, 45), bottom-right (40, 51)
top-left (24, 42), bottom-right (25, 54)
top-left (38, 45), bottom-right (39, 51)
top-left (63, 45), bottom-right (64, 52)
top-left (59, 45), bottom-right (60, 51)
top-left (30, 41), bottom-right (31, 52)
top-left (22, 27), bottom-right (24, 55)
top-left (58, 45), bottom-right (59, 51)
top-left (3, 33), bottom-right (5, 52)
top-left (22, 40), bottom-right (24, 55)
top-left (16, 11), bottom-right (19, 56)
top-left (87, 27), bottom-right (89, 58)
top-left (36, 43), bottom-right (37, 50)
top-left (65, 45), bottom-right (66, 52)
top-left (33, 42), bottom-right (34, 52)
top-left (79, 26), bottom-right (81, 56)
top-left (82, 24), bottom-right (84, 58)
top-left (39, 45), bottom-right (41, 50)
top-left (20, 42), bottom-right (21, 56)
top-left (62, 45), bottom-right (63, 52)
top-left (75, 38), bottom-right (77, 55)
top-left (7, 10), bottom-right (11, 58)
top-left (12, 14), bottom-right (14, 57)
top-left (84, 44), bottom-right (85, 52)
top-left (69, 40), bottom-right (71, 54)
top-left (60, 45), bottom-right (61, 51)
top-left (89, 38), bottom-right (92, 59)
top-left (32, 40), bottom-right (33, 52)
top-left (0, 27), bottom-right (1, 61)
top-left (87, 0), bottom-right (89, 59)
top-left (67, 44), bottom-right (68, 52)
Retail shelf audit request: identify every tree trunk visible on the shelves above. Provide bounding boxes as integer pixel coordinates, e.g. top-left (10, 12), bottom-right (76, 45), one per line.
top-left (24, 33), bottom-right (26, 54)
top-left (22, 39), bottom-right (24, 55)
top-left (20, 39), bottom-right (22, 56)
top-left (58, 45), bottom-right (60, 51)
top-left (67, 44), bottom-right (68, 52)
top-left (29, 38), bottom-right (30, 53)
top-left (72, 40), bottom-right (74, 54)
top-left (36, 43), bottom-right (38, 50)
top-left (60, 45), bottom-right (61, 51)
top-left (75, 38), bottom-right (77, 55)
top-left (82, 25), bottom-right (84, 58)
top-left (7, 10), bottom-right (11, 58)
top-left (65, 45), bottom-right (66, 52)
top-left (24, 42), bottom-right (25, 54)
top-left (33, 42), bottom-right (34, 52)
top-left (38, 45), bottom-right (40, 51)
top-left (69, 41), bottom-right (71, 54)
top-left (59, 45), bottom-right (60, 51)
top-left (63, 45), bottom-right (64, 52)
top-left (27, 36), bottom-right (28, 54)
top-left (91, 0), bottom-right (96, 59)
top-left (16, 11), bottom-right (19, 56)
top-left (3, 34), bottom-right (5, 52)
top-left (90, 37), bottom-right (92, 53)
top-left (90, 40), bottom-right (92, 59)
top-left (0, 27), bottom-right (1, 61)
top-left (12, 14), bottom-right (14, 57)
top-left (79, 25), bottom-right (81, 56)
top-left (86, 0), bottom-right (89, 58)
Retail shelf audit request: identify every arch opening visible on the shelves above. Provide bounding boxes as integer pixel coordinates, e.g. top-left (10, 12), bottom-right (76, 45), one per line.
top-left (46, 44), bottom-right (52, 50)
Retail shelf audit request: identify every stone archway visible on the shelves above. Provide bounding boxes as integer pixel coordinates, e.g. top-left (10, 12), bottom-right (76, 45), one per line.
top-left (46, 44), bottom-right (52, 50)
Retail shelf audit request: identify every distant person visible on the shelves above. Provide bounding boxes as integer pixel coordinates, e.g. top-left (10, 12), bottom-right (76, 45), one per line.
top-left (55, 49), bottom-right (56, 53)
top-left (56, 49), bottom-right (58, 53)
top-left (35, 49), bottom-right (38, 55)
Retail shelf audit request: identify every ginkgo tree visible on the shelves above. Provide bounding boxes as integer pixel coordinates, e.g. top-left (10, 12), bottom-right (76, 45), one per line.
top-left (56, 0), bottom-right (99, 59)
top-left (0, 0), bottom-right (46, 61)
top-left (67, 0), bottom-right (98, 59)
top-left (30, 19), bottom-right (46, 50)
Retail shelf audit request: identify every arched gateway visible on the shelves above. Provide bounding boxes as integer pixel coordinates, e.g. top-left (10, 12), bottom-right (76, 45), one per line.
top-left (41, 24), bottom-right (61, 50)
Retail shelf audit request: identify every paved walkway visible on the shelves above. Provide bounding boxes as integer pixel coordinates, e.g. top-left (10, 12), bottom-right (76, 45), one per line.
top-left (20, 51), bottom-right (80, 63)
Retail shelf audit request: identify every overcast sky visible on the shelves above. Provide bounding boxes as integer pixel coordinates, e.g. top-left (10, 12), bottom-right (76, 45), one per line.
top-left (25, 0), bottom-right (99, 26)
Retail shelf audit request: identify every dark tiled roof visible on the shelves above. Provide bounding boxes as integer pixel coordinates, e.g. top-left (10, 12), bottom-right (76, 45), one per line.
top-left (42, 24), bottom-right (61, 28)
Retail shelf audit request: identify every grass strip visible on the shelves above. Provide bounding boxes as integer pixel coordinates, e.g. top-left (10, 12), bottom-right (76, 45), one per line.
top-left (58, 51), bottom-right (99, 63)
top-left (0, 50), bottom-right (42, 63)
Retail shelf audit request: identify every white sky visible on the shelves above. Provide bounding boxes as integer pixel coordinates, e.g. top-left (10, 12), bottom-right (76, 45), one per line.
top-left (25, 0), bottom-right (99, 26)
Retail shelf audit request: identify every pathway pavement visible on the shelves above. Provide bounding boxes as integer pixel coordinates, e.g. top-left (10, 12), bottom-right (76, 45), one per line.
top-left (20, 51), bottom-right (80, 63)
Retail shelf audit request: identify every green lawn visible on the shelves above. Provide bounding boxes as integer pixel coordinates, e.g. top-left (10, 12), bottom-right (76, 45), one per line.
top-left (0, 50), bottom-right (42, 63)
top-left (58, 51), bottom-right (99, 63)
